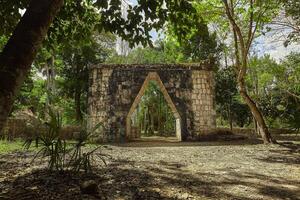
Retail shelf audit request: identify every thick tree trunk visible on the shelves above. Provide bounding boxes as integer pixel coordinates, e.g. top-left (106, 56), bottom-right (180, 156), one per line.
top-left (238, 79), bottom-right (275, 144)
top-left (0, 0), bottom-right (64, 133)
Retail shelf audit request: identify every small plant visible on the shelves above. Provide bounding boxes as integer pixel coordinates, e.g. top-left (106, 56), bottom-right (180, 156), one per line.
top-left (68, 120), bottom-right (110, 173)
top-left (24, 107), bottom-right (108, 172)
top-left (24, 107), bottom-right (66, 171)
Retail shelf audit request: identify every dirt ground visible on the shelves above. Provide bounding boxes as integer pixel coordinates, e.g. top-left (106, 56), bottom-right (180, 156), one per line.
top-left (0, 139), bottom-right (299, 200)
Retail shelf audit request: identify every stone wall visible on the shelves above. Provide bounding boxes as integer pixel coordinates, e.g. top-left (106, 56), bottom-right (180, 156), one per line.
top-left (88, 62), bottom-right (216, 142)
top-left (191, 70), bottom-right (216, 134)
top-left (0, 118), bottom-right (81, 140)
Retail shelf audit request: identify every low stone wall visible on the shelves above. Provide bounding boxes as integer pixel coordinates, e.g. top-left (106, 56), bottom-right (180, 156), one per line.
top-left (206, 127), bottom-right (297, 140)
top-left (2, 117), bottom-right (295, 142)
top-left (0, 118), bottom-right (81, 140)
top-left (0, 118), bottom-right (27, 140)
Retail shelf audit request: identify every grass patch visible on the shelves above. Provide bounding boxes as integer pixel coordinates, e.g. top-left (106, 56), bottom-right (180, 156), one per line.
top-left (0, 139), bottom-right (102, 155)
top-left (0, 139), bottom-right (25, 154)
top-left (0, 139), bottom-right (41, 154)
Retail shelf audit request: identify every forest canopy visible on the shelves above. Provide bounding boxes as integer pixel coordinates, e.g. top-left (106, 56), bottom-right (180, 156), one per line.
top-left (0, 0), bottom-right (299, 143)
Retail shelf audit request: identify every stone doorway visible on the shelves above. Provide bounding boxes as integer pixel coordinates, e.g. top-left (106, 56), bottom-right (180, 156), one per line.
top-left (126, 72), bottom-right (182, 141)
top-left (88, 63), bottom-right (216, 142)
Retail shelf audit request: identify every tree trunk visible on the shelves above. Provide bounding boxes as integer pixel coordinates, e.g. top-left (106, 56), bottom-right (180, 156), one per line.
top-left (227, 104), bottom-right (233, 131)
top-left (75, 84), bottom-right (82, 122)
top-left (45, 55), bottom-right (56, 107)
top-left (224, 0), bottom-right (275, 144)
top-left (0, 0), bottom-right (64, 133)
top-left (224, 49), bottom-right (228, 68)
top-left (238, 79), bottom-right (275, 144)
top-left (253, 116), bottom-right (258, 135)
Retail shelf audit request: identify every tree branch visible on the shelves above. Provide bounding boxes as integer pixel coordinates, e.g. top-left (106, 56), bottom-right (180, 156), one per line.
top-left (283, 89), bottom-right (300, 100)
top-left (246, 0), bottom-right (254, 52)
top-left (222, 0), bottom-right (246, 61)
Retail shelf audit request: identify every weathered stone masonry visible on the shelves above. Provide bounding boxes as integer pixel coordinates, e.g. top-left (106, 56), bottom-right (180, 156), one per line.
top-left (88, 62), bottom-right (216, 142)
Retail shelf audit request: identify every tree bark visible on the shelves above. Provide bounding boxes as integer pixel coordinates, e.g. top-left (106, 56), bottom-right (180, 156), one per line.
top-left (223, 0), bottom-right (275, 144)
top-left (75, 67), bottom-right (82, 122)
top-left (227, 104), bottom-right (233, 131)
top-left (238, 78), bottom-right (275, 144)
top-left (253, 116), bottom-right (258, 135)
top-left (75, 90), bottom-right (82, 122)
top-left (237, 46), bottom-right (275, 144)
top-left (0, 0), bottom-right (64, 133)
top-left (45, 55), bottom-right (56, 107)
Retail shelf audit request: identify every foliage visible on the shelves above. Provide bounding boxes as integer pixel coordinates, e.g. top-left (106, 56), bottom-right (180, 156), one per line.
top-left (107, 40), bottom-right (185, 64)
top-left (281, 97), bottom-right (300, 131)
top-left (68, 120), bottom-right (109, 173)
top-left (95, 0), bottom-right (197, 47)
top-left (231, 101), bottom-right (252, 127)
top-left (24, 107), bottom-right (107, 172)
top-left (12, 73), bottom-right (47, 115)
top-left (1, 0), bottom-right (300, 135)
top-left (278, 52), bottom-right (300, 98)
top-left (10, 20), bottom-right (115, 123)
top-left (193, 0), bottom-right (283, 143)
top-left (247, 54), bottom-right (300, 129)
top-left (0, 139), bottom-right (26, 154)
top-left (0, 35), bottom-right (8, 51)
top-left (0, 0), bottom-right (30, 36)
top-left (107, 27), bottom-right (219, 65)
top-left (58, 32), bottom-right (115, 121)
top-left (23, 107), bottom-right (66, 171)
top-left (215, 67), bottom-right (251, 128)
top-left (282, 0), bottom-right (300, 46)
top-left (0, 0), bottom-right (197, 46)
top-left (272, 53), bottom-right (300, 130)
top-left (166, 12), bottom-right (221, 62)
top-left (131, 80), bottom-right (176, 137)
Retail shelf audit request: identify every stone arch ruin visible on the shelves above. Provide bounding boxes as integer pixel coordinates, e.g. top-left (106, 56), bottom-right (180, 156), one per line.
top-left (88, 62), bottom-right (216, 142)
top-left (126, 72), bottom-right (182, 141)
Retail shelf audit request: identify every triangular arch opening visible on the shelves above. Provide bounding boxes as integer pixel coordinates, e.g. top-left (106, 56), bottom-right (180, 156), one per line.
top-left (126, 72), bottom-right (182, 141)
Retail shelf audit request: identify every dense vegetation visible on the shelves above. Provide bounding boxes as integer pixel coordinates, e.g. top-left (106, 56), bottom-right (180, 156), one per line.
top-left (0, 0), bottom-right (299, 144)
top-left (131, 80), bottom-right (176, 137)
top-left (0, 2), bottom-right (300, 199)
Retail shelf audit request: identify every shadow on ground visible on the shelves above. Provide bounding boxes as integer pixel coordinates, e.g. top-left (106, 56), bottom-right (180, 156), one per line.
top-left (0, 141), bottom-right (299, 200)
top-left (254, 142), bottom-right (300, 165)
top-left (1, 155), bottom-right (299, 199)
top-left (110, 138), bottom-right (263, 148)
top-left (112, 132), bottom-right (300, 148)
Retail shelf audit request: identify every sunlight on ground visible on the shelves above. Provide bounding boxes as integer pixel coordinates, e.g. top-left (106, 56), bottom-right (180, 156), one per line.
top-left (0, 139), bottom-right (24, 154)
top-left (0, 139), bottom-right (299, 199)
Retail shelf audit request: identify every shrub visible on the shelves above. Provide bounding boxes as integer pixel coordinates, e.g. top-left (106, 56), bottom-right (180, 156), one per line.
top-left (24, 107), bottom-right (108, 172)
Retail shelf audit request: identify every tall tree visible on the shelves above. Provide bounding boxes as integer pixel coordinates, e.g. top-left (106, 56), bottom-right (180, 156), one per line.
top-left (247, 54), bottom-right (300, 130)
top-left (194, 0), bottom-right (281, 143)
top-left (0, 0), bottom-right (195, 132)
top-left (60, 33), bottom-right (114, 121)
top-left (0, 0), bottom-right (64, 133)
top-left (215, 67), bottom-right (236, 129)
top-left (222, 0), bottom-right (281, 143)
top-left (167, 14), bottom-right (220, 62)
top-left (281, 0), bottom-right (300, 46)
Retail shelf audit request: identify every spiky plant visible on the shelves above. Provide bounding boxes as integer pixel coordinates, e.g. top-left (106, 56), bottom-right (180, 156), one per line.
top-left (68, 120), bottom-right (110, 173)
top-left (24, 106), bottom-right (66, 171)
